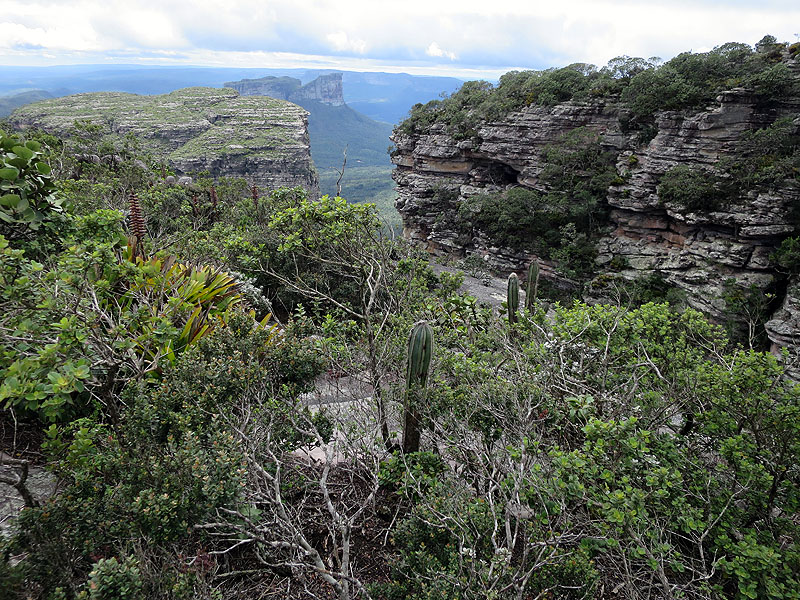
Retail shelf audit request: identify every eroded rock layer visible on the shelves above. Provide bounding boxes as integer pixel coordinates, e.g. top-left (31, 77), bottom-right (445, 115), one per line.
top-left (391, 77), bottom-right (800, 352)
top-left (9, 87), bottom-right (319, 195)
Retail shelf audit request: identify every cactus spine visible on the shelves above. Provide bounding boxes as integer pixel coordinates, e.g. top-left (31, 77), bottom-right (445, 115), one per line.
top-left (507, 273), bottom-right (519, 324)
top-left (526, 260), bottom-right (540, 311)
top-left (403, 320), bottom-right (433, 453)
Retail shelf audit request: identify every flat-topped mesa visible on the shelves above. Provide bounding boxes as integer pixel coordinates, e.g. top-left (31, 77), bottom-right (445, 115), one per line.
top-left (226, 73), bottom-right (345, 107)
top-left (391, 49), bottom-right (800, 354)
top-left (8, 87), bottom-right (319, 196)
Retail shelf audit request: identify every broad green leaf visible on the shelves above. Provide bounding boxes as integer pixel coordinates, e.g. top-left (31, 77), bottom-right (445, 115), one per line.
top-left (0, 193), bottom-right (20, 208)
top-left (0, 166), bottom-right (19, 180)
top-left (11, 145), bottom-right (34, 161)
top-left (35, 161), bottom-right (51, 175)
top-left (25, 140), bottom-right (41, 152)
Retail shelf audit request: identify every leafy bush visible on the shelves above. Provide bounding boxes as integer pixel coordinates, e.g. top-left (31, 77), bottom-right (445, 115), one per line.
top-left (397, 37), bottom-right (796, 140)
top-left (8, 313), bottom-right (324, 597)
top-left (773, 236), bottom-right (800, 274)
top-left (76, 556), bottom-right (143, 600)
top-left (658, 165), bottom-right (723, 211)
top-left (380, 301), bottom-right (800, 600)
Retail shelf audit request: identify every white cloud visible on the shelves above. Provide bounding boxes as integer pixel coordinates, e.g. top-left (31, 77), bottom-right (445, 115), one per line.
top-left (1, 0), bottom-right (799, 76)
top-left (326, 31), bottom-right (368, 54)
top-left (426, 42), bottom-right (457, 60)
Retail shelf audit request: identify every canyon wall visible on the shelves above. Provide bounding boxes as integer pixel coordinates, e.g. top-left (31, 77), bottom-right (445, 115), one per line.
top-left (391, 61), bottom-right (800, 353)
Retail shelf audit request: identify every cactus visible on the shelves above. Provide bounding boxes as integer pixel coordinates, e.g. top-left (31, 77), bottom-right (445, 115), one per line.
top-left (526, 260), bottom-right (540, 311)
top-left (403, 320), bottom-right (433, 453)
top-left (507, 273), bottom-right (519, 324)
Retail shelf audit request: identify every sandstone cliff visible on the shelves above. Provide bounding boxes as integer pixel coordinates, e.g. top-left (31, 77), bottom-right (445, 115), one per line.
top-left (391, 58), bottom-right (800, 353)
top-left (226, 73), bottom-right (345, 107)
top-left (9, 87), bottom-right (319, 195)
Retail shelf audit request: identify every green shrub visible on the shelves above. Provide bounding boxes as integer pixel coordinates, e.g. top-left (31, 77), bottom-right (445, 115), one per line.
top-left (77, 556), bottom-right (143, 600)
top-left (658, 165), bottom-right (723, 211)
top-left (8, 313), bottom-right (324, 596)
top-left (773, 236), bottom-right (800, 274)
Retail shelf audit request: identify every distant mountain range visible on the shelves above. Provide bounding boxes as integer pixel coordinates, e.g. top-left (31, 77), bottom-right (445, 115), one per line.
top-left (0, 65), bottom-right (464, 124)
top-left (0, 64), bottom-right (464, 229)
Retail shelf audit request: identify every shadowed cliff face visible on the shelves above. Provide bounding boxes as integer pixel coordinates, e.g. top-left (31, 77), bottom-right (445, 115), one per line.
top-left (391, 58), bottom-right (800, 354)
top-left (8, 87), bottom-right (319, 196)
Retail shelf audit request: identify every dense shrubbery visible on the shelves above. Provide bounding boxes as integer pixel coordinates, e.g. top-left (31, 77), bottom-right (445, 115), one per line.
top-left (3, 104), bottom-right (800, 600)
top-left (457, 127), bottom-right (615, 278)
top-left (397, 36), bottom-right (798, 140)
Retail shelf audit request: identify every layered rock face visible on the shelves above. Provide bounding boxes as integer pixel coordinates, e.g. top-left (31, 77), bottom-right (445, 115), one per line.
top-left (392, 79), bottom-right (800, 350)
top-left (226, 73), bottom-right (345, 107)
top-left (9, 87), bottom-right (319, 195)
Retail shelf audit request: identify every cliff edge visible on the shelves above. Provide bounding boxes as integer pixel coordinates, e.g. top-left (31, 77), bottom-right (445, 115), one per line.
top-left (9, 86), bottom-right (319, 195)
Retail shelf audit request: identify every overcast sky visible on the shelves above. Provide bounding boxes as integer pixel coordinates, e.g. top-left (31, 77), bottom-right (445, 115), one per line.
top-left (2, 0), bottom-right (799, 78)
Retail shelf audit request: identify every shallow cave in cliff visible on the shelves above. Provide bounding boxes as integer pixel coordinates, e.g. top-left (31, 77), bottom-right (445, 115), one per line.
top-left (473, 160), bottom-right (520, 187)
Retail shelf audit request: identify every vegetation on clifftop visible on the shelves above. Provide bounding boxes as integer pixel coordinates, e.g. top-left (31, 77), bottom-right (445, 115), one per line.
top-left (397, 35), bottom-right (798, 140)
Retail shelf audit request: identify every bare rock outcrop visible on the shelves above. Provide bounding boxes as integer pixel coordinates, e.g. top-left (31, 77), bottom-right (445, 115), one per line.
top-left (9, 87), bottom-right (319, 195)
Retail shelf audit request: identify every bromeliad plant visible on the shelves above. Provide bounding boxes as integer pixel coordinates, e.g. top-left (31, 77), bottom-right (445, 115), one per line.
top-left (1, 208), bottom-right (248, 421)
top-left (120, 252), bottom-right (244, 372)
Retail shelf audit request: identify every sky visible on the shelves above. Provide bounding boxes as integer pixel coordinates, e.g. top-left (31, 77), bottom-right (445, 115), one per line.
top-left (1, 0), bottom-right (799, 78)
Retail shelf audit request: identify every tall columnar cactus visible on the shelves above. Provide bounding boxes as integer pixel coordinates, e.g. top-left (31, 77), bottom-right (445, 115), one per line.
top-left (403, 320), bottom-right (433, 454)
top-left (507, 273), bottom-right (519, 324)
top-left (526, 260), bottom-right (540, 311)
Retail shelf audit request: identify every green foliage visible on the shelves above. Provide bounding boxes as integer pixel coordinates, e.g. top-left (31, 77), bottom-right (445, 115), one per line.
top-left (382, 301), bottom-right (800, 599)
top-left (658, 164), bottom-right (723, 211)
top-left (8, 314), bottom-right (324, 597)
top-left (720, 117), bottom-right (800, 192)
top-left (77, 556), bottom-right (144, 600)
top-left (317, 165), bottom-right (401, 232)
top-left (720, 279), bottom-right (775, 348)
top-left (398, 37), bottom-right (797, 140)
top-left (0, 206), bottom-right (247, 421)
top-left (0, 129), bottom-right (68, 257)
top-left (772, 236), bottom-right (800, 274)
top-left (458, 127), bottom-right (614, 279)
top-left (659, 117), bottom-right (798, 214)
top-left (0, 130), bottom-right (62, 227)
